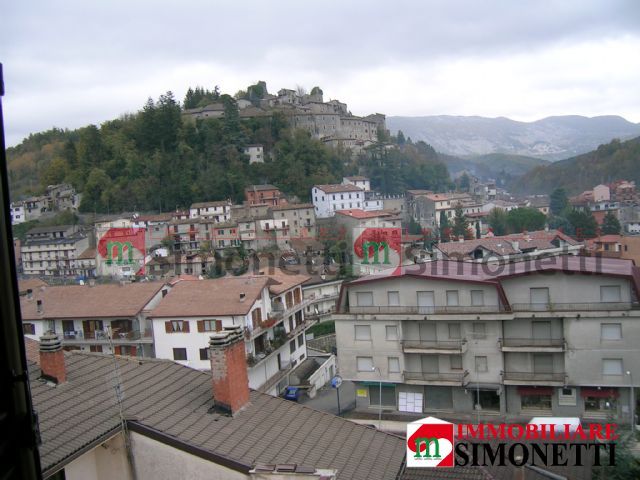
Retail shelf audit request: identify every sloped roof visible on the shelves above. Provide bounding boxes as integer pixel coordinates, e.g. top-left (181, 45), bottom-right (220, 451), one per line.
top-left (190, 200), bottom-right (231, 209)
top-left (335, 209), bottom-right (394, 220)
top-left (29, 352), bottom-right (419, 480)
top-left (314, 184), bottom-right (363, 193)
top-left (241, 269), bottom-right (311, 295)
top-left (20, 283), bottom-right (165, 320)
top-left (150, 277), bottom-right (271, 317)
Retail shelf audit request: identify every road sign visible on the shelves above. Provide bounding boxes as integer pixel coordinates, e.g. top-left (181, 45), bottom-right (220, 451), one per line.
top-left (331, 375), bottom-right (342, 389)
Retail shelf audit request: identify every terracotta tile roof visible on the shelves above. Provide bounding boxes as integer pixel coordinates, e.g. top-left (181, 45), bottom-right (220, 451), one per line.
top-left (151, 277), bottom-right (271, 317)
top-left (335, 209), bottom-right (393, 219)
top-left (20, 283), bottom-right (165, 320)
top-left (135, 212), bottom-right (173, 222)
top-left (77, 247), bottom-right (96, 260)
top-left (18, 278), bottom-right (48, 294)
top-left (313, 184), bottom-right (363, 193)
top-left (241, 269), bottom-right (311, 295)
top-left (190, 200), bottom-right (231, 209)
top-left (30, 352), bottom-right (428, 480)
top-left (270, 203), bottom-right (314, 211)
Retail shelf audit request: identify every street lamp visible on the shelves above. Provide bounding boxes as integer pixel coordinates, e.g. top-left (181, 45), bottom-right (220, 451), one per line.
top-left (372, 366), bottom-right (383, 430)
top-left (627, 370), bottom-right (635, 436)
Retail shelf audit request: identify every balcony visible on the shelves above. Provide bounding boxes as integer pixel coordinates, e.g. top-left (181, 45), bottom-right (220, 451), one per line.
top-left (510, 302), bottom-right (634, 312)
top-left (287, 319), bottom-right (311, 339)
top-left (502, 371), bottom-right (566, 386)
top-left (499, 338), bottom-right (565, 352)
top-left (345, 305), bottom-right (505, 315)
top-left (403, 370), bottom-right (468, 386)
top-left (402, 339), bottom-right (467, 354)
top-left (270, 297), bottom-right (313, 320)
top-left (64, 329), bottom-right (153, 345)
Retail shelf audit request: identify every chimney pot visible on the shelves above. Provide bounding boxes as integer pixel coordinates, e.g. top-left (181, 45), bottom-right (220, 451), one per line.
top-left (39, 332), bottom-right (66, 384)
top-left (239, 292), bottom-right (246, 301)
top-left (36, 299), bottom-right (43, 314)
top-left (26, 289), bottom-right (33, 299)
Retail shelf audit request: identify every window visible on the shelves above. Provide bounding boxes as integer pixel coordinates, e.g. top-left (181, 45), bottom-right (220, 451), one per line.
top-left (370, 385), bottom-right (396, 407)
top-left (251, 309), bottom-right (263, 328)
top-left (558, 387), bottom-right (577, 406)
top-left (90, 345), bottom-right (103, 353)
top-left (385, 325), bottom-right (398, 341)
top-left (388, 357), bottom-right (400, 373)
top-left (446, 290), bottom-right (459, 306)
top-left (601, 323), bottom-right (622, 340)
top-left (290, 340), bottom-right (296, 354)
top-left (357, 356), bottom-right (374, 372)
top-left (472, 322), bottom-right (486, 339)
top-left (475, 356), bottom-right (488, 373)
top-left (355, 325), bottom-right (371, 341)
top-left (471, 290), bottom-right (485, 306)
top-left (23, 323), bottom-right (35, 335)
top-left (297, 333), bottom-right (304, 349)
top-left (356, 291), bottom-right (374, 307)
top-left (450, 355), bottom-right (462, 370)
top-left (448, 323), bottom-right (461, 339)
top-left (197, 319), bottom-right (221, 332)
top-left (530, 287), bottom-right (550, 307)
top-left (165, 320), bottom-right (190, 333)
top-left (173, 348), bottom-right (188, 361)
top-left (602, 359), bottom-right (623, 375)
top-left (387, 291), bottom-right (400, 306)
top-left (600, 285), bottom-right (621, 303)
top-left (521, 395), bottom-right (552, 410)
top-left (199, 348), bottom-right (209, 361)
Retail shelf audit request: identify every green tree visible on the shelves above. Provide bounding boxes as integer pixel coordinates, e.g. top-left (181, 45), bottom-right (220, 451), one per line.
top-left (407, 217), bottom-right (423, 235)
top-left (459, 173), bottom-right (471, 192)
top-left (487, 208), bottom-right (508, 236)
top-left (79, 168), bottom-right (111, 212)
top-left (567, 209), bottom-right (599, 239)
top-left (40, 157), bottom-right (69, 187)
top-left (396, 130), bottom-right (406, 145)
top-left (452, 203), bottom-right (470, 239)
top-left (550, 188), bottom-right (569, 216)
top-left (506, 207), bottom-right (546, 233)
top-left (601, 211), bottom-right (621, 235)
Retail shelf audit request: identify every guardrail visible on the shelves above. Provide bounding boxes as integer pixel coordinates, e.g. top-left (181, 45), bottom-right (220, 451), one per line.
top-left (403, 370), bottom-right (467, 383)
top-left (510, 302), bottom-right (633, 312)
top-left (502, 371), bottom-right (566, 382)
top-left (401, 339), bottom-right (466, 351)
top-left (346, 305), bottom-right (505, 314)
top-left (500, 338), bottom-right (565, 348)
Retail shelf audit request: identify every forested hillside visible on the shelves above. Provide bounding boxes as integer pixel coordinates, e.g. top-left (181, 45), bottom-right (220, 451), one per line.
top-left (7, 87), bottom-right (451, 213)
top-left (509, 136), bottom-right (640, 195)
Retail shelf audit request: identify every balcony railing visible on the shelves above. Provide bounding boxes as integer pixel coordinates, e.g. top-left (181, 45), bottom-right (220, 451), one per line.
top-left (500, 338), bottom-right (565, 349)
top-left (402, 339), bottom-right (466, 353)
top-left (403, 370), bottom-right (467, 384)
top-left (345, 305), bottom-right (506, 315)
top-left (510, 302), bottom-right (633, 312)
top-left (502, 371), bottom-right (566, 383)
top-left (65, 329), bottom-right (152, 343)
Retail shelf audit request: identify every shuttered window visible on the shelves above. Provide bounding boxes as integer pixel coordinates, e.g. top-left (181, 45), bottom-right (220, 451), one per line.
top-left (165, 320), bottom-right (190, 333)
top-left (601, 323), bottom-right (622, 340)
top-left (602, 359), bottom-right (623, 375)
top-left (197, 319), bottom-right (222, 332)
top-left (600, 286), bottom-right (621, 303)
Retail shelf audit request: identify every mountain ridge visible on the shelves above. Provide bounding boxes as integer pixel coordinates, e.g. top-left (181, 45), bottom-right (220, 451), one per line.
top-left (387, 114), bottom-right (640, 161)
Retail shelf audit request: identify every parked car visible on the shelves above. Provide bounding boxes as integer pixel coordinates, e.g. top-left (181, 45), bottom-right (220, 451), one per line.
top-left (283, 386), bottom-right (303, 402)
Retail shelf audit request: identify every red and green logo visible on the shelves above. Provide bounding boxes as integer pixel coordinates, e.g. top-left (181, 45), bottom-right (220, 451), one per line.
top-left (97, 228), bottom-right (146, 275)
top-left (407, 417), bottom-right (455, 468)
top-left (353, 227), bottom-right (402, 272)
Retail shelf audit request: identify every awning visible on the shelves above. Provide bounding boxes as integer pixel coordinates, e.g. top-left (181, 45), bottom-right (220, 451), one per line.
top-left (360, 381), bottom-right (397, 388)
top-left (580, 387), bottom-right (620, 399)
top-left (517, 386), bottom-right (554, 396)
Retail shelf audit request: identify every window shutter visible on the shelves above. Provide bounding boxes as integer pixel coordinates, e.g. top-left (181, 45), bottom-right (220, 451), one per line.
top-left (197, 320), bottom-right (204, 333)
top-left (183, 321), bottom-right (190, 333)
top-left (165, 321), bottom-right (172, 333)
top-left (130, 346), bottom-right (137, 357)
top-left (216, 320), bottom-right (222, 332)
top-left (114, 346), bottom-right (121, 355)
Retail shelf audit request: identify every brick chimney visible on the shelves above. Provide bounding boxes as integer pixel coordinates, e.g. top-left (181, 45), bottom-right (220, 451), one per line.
top-left (209, 325), bottom-right (250, 415)
top-left (39, 332), bottom-right (66, 384)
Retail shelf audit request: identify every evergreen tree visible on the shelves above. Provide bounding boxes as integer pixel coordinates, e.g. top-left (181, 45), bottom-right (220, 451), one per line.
top-left (567, 209), bottom-right (599, 239)
top-left (452, 203), bottom-right (470, 239)
top-left (601, 211), bottom-right (621, 235)
top-left (506, 207), bottom-right (546, 233)
top-left (439, 211), bottom-right (451, 242)
top-left (487, 208), bottom-right (508, 236)
top-left (550, 187), bottom-right (569, 216)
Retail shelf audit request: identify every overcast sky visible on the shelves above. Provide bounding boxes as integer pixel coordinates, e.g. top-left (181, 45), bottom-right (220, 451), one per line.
top-left (1, 0), bottom-right (639, 146)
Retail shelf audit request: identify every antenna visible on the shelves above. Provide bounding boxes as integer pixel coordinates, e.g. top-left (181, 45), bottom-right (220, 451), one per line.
top-left (105, 326), bottom-right (138, 479)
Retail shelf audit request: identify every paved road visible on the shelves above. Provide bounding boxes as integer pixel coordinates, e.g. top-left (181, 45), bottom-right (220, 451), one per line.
top-left (299, 380), bottom-right (356, 416)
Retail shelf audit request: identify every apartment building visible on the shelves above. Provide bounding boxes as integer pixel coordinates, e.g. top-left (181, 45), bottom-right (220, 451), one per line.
top-left (244, 184), bottom-right (283, 206)
top-left (20, 282), bottom-right (167, 357)
top-left (9, 202), bottom-right (25, 224)
top-left (21, 225), bottom-right (89, 277)
top-left (189, 200), bottom-right (232, 222)
top-left (342, 175), bottom-right (371, 192)
top-left (334, 256), bottom-right (640, 422)
top-left (312, 184), bottom-right (364, 218)
top-left (411, 193), bottom-right (474, 228)
top-left (269, 203), bottom-right (316, 239)
top-left (150, 271), bottom-right (312, 395)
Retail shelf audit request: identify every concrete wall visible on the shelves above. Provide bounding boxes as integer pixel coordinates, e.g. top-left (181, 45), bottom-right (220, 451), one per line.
top-left (64, 433), bottom-right (132, 480)
top-left (130, 432), bottom-right (246, 480)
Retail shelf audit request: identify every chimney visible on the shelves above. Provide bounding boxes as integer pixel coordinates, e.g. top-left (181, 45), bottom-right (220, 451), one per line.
top-left (239, 292), bottom-right (246, 302)
top-left (209, 326), bottom-right (250, 415)
top-left (36, 300), bottom-right (43, 314)
top-left (26, 289), bottom-right (33, 299)
top-left (39, 333), bottom-right (66, 384)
